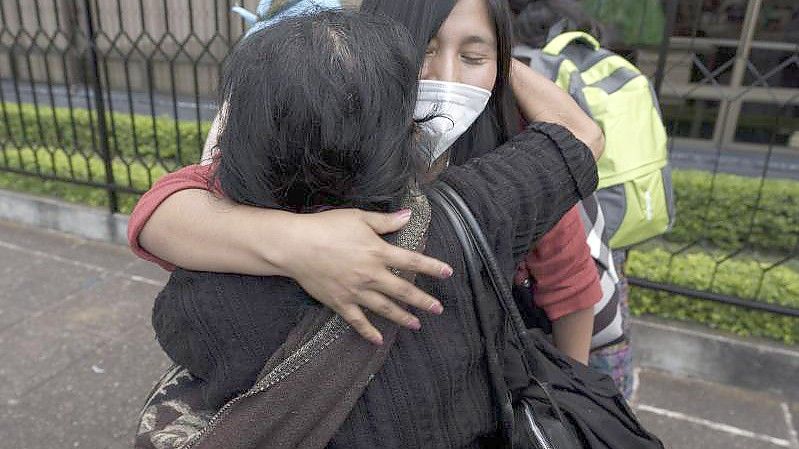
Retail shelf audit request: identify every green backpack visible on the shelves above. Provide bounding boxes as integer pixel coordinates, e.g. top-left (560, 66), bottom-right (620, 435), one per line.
top-left (514, 32), bottom-right (675, 249)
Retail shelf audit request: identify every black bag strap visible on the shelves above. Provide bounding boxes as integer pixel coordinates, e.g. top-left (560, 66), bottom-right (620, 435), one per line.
top-left (428, 182), bottom-right (570, 446)
top-left (428, 185), bottom-right (515, 446)
top-left (429, 182), bottom-right (533, 355)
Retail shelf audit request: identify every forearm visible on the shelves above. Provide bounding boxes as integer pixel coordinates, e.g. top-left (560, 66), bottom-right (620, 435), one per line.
top-left (439, 123), bottom-right (598, 253)
top-left (139, 189), bottom-right (293, 276)
top-left (511, 59), bottom-right (605, 159)
top-left (551, 306), bottom-right (594, 364)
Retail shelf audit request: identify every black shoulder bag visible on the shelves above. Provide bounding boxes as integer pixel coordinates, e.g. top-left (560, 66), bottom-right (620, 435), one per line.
top-left (428, 182), bottom-right (664, 449)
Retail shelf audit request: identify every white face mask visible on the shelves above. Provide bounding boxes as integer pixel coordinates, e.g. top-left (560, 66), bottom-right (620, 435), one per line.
top-left (413, 80), bottom-right (492, 165)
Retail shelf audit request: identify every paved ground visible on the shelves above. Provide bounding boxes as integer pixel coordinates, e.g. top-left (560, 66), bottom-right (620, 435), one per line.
top-left (0, 218), bottom-right (797, 449)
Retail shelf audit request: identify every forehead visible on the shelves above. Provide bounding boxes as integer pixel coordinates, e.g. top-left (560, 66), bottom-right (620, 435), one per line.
top-left (434, 0), bottom-right (496, 46)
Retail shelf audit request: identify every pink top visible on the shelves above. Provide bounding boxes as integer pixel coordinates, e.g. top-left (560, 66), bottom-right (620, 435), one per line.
top-left (128, 164), bottom-right (601, 320)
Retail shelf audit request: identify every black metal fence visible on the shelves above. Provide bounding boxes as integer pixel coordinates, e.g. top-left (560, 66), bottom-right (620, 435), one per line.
top-left (0, 0), bottom-right (797, 323)
top-left (622, 0), bottom-right (799, 330)
top-left (0, 0), bottom-right (246, 212)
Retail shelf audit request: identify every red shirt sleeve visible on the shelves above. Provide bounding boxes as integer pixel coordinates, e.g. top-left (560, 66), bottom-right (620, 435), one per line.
top-left (127, 163), bottom-right (217, 271)
top-left (516, 206), bottom-right (601, 321)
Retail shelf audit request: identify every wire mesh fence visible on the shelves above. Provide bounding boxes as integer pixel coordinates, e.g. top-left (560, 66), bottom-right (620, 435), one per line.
top-left (618, 0), bottom-right (799, 330)
top-left (0, 0), bottom-right (797, 324)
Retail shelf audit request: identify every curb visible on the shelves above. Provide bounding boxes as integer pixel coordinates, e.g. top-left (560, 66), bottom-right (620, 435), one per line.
top-left (633, 316), bottom-right (799, 401)
top-left (0, 189), bottom-right (129, 246)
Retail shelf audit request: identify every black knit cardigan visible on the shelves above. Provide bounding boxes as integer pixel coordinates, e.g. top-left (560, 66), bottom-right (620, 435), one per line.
top-left (152, 122), bottom-right (598, 449)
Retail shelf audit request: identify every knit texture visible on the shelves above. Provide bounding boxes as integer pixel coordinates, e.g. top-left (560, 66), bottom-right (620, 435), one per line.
top-left (152, 122), bottom-right (597, 449)
top-left (153, 273), bottom-right (318, 407)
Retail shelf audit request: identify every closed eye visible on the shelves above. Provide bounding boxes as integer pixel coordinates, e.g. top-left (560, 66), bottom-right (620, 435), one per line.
top-left (461, 55), bottom-right (487, 65)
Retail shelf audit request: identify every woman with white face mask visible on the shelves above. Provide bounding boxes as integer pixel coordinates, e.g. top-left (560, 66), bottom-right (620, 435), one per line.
top-left (363, 0), bottom-right (605, 366)
top-left (129, 0), bottom-right (604, 362)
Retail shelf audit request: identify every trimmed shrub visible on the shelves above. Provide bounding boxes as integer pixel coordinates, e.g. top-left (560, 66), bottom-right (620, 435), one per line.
top-left (0, 102), bottom-right (211, 163)
top-left (2, 104), bottom-right (796, 257)
top-left (627, 247), bottom-right (799, 344)
top-left (0, 147), bottom-right (167, 214)
top-left (667, 170), bottom-right (799, 254)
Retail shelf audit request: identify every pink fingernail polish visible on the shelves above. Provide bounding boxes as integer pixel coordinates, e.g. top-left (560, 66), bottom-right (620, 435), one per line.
top-left (407, 318), bottom-right (422, 330)
top-left (441, 265), bottom-right (453, 278)
top-left (396, 209), bottom-right (412, 219)
top-left (429, 302), bottom-right (444, 315)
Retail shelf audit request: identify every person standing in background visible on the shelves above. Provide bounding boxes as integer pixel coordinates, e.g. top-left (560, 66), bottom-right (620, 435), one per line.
top-left (511, 0), bottom-right (637, 400)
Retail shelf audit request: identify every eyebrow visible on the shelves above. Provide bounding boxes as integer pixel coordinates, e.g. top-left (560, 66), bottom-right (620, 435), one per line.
top-left (462, 35), bottom-right (496, 46)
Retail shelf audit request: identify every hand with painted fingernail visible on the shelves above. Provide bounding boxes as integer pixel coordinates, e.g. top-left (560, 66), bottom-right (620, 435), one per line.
top-left (279, 208), bottom-right (451, 345)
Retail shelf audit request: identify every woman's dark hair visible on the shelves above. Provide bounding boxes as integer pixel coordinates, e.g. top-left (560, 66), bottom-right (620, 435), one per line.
top-left (213, 10), bottom-right (420, 213)
top-left (511, 0), bottom-right (606, 48)
top-left (361, 0), bottom-right (520, 165)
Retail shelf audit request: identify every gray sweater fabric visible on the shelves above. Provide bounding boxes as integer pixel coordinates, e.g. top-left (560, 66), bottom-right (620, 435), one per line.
top-left (152, 122), bottom-right (598, 449)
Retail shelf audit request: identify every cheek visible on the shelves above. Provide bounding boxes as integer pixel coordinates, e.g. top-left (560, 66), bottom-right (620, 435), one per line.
top-left (461, 64), bottom-right (497, 93)
top-left (419, 60), bottom-right (432, 80)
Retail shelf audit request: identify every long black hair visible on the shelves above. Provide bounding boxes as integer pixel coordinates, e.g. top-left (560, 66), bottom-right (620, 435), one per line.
top-left (361, 0), bottom-right (520, 165)
top-left (212, 10), bottom-right (421, 213)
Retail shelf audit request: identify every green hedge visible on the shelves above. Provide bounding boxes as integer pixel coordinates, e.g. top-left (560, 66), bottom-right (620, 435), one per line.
top-left (668, 170), bottom-right (799, 255)
top-left (627, 247), bottom-right (799, 344)
top-left (0, 102), bottom-right (211, 163)
top-left (3, 103), bottom-right (795, 253)
top-left (0, 147), bottom-right (167, 214)
top-left (2, 104), bottom-right (796, 257)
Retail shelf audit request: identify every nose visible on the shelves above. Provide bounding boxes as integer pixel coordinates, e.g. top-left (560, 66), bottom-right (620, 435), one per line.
top-left (422, 52), bottom-right (459, 83)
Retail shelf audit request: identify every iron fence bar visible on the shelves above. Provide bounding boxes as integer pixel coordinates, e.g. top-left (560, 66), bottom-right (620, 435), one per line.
top-left (81, 0), bottom-right (118, 213)
top-left (56, 0), bottom-right (83, 181)
top-left (628, 277), bottom-right (799, 318)
top-left (113, 0), bottom-right (140, 190)
top-left (73, 0), bottom-right (104, 184)
top-left (137, 0), bottom-right (164, 187)
top-left (653, 0), bottom-right (679, 97)
top-left (162, 0), bottom-right (184, 166)
top-left (35, 0), bottom-right (67, 175)
top-left (187, 0), bottom-right (204, 163)
top-left (94, 0), bottom-right (122, 193)
top-left (17, 0), bottom-right (48, 163)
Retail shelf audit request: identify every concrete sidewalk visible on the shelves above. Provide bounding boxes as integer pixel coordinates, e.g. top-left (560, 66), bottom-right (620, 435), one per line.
top-left (0, 218), bottom-right (797, 449)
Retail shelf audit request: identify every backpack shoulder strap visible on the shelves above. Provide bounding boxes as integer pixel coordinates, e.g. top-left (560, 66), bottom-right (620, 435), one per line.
top-left (543, 31), bottom-right (600, 56)
top-left (546, 18), bottom-right (570, 44)
top-left (513, 44), bottom-right (561, 82)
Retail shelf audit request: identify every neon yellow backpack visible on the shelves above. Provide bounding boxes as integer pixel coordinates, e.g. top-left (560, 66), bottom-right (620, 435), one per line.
top-left (515, 32), bottom-right (675, 249)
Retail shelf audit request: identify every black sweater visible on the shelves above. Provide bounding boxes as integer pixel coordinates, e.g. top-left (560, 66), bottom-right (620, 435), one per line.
top-left (152, 122), bottom-right (598, 449)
